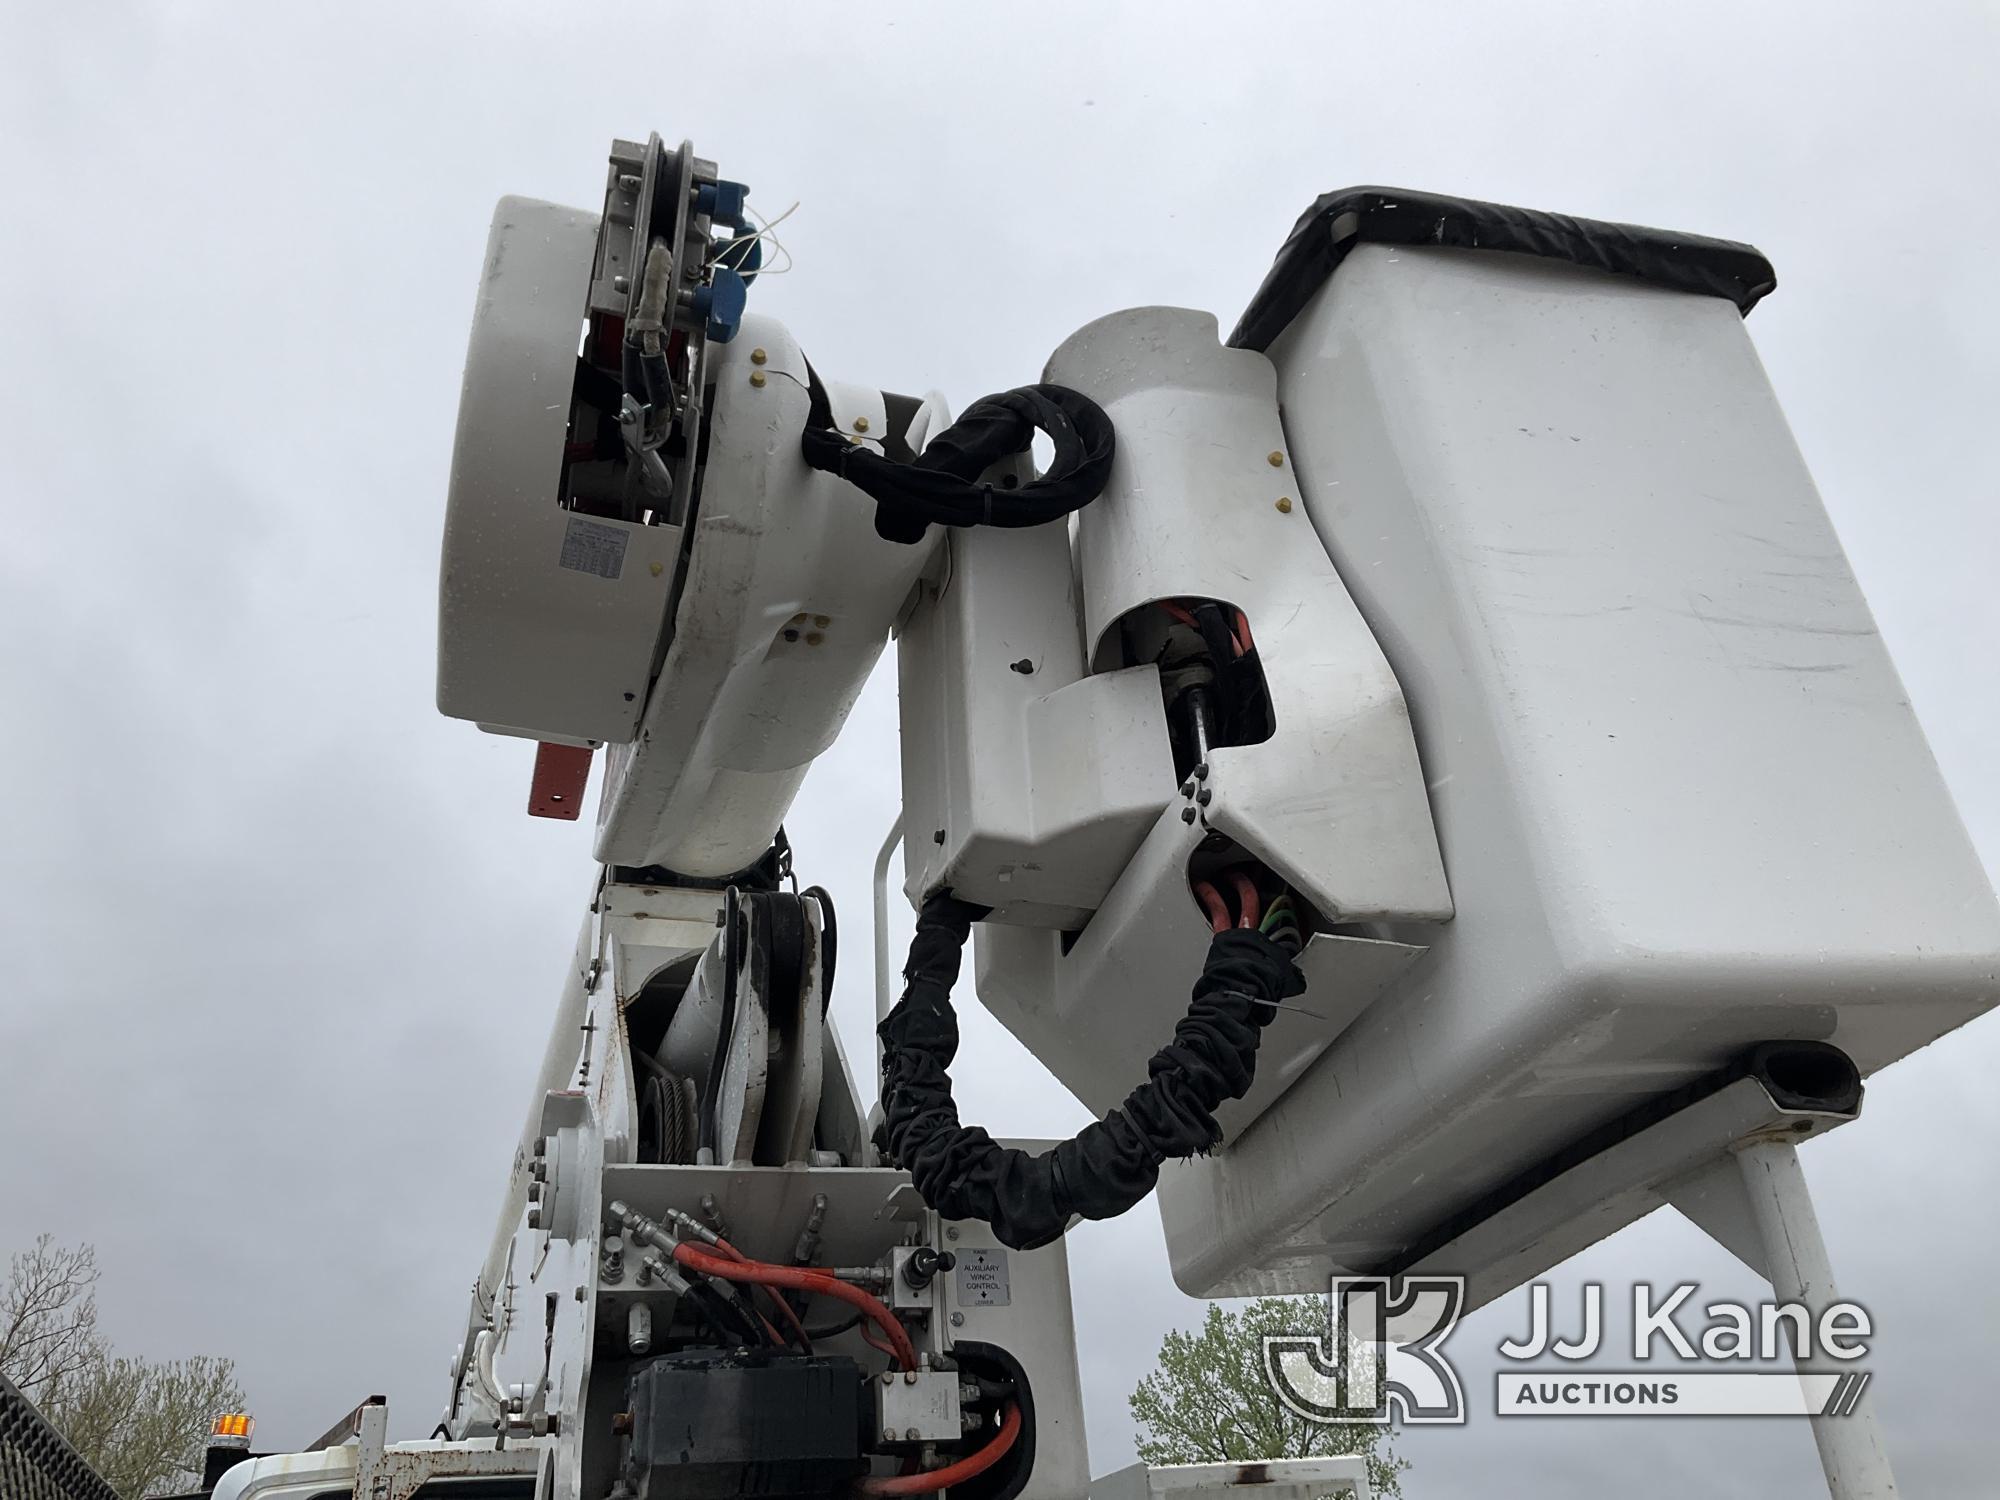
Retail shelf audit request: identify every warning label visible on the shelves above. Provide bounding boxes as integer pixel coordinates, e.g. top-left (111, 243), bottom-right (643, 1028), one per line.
top-left (559, 516), bottom-right (629, 580)
top-left (956, 1247), bottom-right (1011, 1307)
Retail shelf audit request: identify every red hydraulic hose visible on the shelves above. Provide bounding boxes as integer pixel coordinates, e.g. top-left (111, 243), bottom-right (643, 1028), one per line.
top-left (1227, 870), bottom-right (1261, 930)
top-left (1192, 880), bottom-right (1231, 933)
top-left (855, 1402), bottom-right (1023, 1496)
top-left (672, 1243), bottom-right (917, 1369)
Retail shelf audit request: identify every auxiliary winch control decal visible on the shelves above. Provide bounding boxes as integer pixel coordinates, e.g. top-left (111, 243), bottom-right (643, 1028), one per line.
top-left (956, 1247), bottom-right (1011, 1307)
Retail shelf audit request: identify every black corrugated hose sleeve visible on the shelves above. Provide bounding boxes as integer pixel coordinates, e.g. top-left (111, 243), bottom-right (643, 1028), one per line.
top-left (800, 380), bottom-right (1114, 545)
top-left (877, 894), bottom-right (1307, 1251)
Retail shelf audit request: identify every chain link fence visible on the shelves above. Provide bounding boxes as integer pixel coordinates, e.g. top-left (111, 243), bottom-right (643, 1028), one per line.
top-left (0, 1370), bottom-right (122, 1500)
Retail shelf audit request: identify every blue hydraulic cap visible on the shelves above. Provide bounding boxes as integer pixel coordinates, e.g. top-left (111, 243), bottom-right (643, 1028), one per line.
top-left (693, 268), bottom-right (749, 343)
top-left (697, 179), bottom-right (750, 226)
top-left (712, 230), bottom-right (764, 286)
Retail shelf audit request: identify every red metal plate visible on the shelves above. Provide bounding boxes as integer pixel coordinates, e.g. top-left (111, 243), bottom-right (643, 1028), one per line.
top-left (529, 742), bottom-right (595, 820)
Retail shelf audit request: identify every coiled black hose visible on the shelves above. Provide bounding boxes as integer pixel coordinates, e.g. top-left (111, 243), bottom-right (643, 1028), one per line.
top-left (877, 894), bottom-right (1305, 1250)
top-left (801, 380), bottom-right (1115, 545)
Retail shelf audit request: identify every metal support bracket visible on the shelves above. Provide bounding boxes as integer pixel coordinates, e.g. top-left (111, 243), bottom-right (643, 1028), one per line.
top-left (352, 1399), bottom-right (545, 1500)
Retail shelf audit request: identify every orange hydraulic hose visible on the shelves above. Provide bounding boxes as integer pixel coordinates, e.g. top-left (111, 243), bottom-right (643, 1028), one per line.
top-left (855, 1402), bottom-right (1022, 1496)
top-left (672, 1243), bottom-right (917, 1369)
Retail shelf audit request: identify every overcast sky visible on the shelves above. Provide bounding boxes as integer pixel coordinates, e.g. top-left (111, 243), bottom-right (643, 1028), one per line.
top-left (4, 4), bottom-right (1997, 1497)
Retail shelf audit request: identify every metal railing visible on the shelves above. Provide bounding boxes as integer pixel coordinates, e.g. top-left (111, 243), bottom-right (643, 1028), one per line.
top-left (0, 1370), bottom-right (121, 1500)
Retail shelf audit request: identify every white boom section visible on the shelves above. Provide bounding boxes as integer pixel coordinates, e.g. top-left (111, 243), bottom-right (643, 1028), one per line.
top-left (595, 316), bottom-right (949, 875)
top-left (440, 196), bottom-right (683, 747)
top-left (961, 307), bottom-right (1452, 1144)
top-left (441, 196), bottom-right (950, 877)
top-left (444, 872), bottom-right (1093, 1500)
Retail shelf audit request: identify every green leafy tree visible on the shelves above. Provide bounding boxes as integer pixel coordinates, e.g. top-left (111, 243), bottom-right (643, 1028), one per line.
top-left (1130, 1298), bottom-right (1409, 1499)
top-left (1, 1236), bottom-right (247, 1498)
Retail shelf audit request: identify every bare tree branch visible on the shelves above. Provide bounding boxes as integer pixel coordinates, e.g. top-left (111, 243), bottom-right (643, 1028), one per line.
top-left (0, 1235), bottom-right (105, 1402)
top-left (2, 1239), bottom-right (246, 1498)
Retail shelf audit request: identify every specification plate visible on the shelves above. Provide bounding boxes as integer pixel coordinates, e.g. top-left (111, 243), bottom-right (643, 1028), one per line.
top-left (558, 516), bottom-right (629, 580)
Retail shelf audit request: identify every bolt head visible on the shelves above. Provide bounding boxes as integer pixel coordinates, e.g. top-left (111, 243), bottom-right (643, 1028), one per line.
top-left (944, 1226), bottom-right (959, 1242)
top-left (613, 274), bottom-right (630, 292)
top-left (527, 1209), bottom-right (541, 1230)
top-left (853, 416), bottom-right (871, 433)
top-left (749, 370), bottom-right (767, 388)
top-left (1276, 497), bottom-right (1294, 514)
top-left (1267, 450), bottom-right (1284, 467)
top-left (950, 1312), bottom-right (965, 1327)
top-left (882, 1428), bottom-right (898, 1443)
top-left (750, 347), bottom-right (768, 365)
top-left (1181, 807), bottom-right (1197, 824)
top-left (905, 1428), bottom-right (922, 1442)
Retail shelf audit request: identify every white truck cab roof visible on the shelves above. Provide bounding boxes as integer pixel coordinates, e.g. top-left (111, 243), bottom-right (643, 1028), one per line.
top-left (212, 1439), bottom-right (541, 1500)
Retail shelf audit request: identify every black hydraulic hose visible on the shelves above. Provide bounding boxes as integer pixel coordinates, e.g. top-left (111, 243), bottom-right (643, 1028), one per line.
top-left (683, 1279), bottom-right (768, 1348)
top-left (801, 377), bottom-right (1115, 545)
top-left (801, 1309), bottom-right (865, 1340)
top-left (877, 894), bottom-right (1305, 1251)
top-left (803, 884), bottom-right (838, 1014)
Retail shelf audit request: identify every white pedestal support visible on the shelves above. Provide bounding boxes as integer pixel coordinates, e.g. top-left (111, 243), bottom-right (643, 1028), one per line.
top-left (1421, 1045), bottom-right (1892, 1500)
top-left (1728, 1141), bottom-right (1899, 1500)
